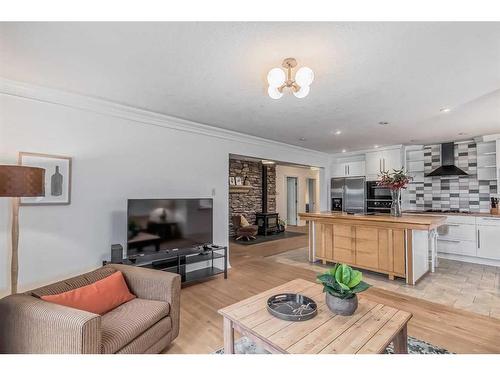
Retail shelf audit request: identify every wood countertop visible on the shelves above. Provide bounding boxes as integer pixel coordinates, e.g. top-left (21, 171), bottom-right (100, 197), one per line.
top-left (298, 211), bottom-right (446, 230)
top-left (403, 210), bottom-right (500, 218)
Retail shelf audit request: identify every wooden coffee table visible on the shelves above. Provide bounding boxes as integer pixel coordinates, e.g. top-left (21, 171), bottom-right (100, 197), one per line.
top-left (218, 279), bottom-right (412, 354)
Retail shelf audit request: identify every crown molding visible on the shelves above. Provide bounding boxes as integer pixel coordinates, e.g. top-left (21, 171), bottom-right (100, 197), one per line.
top-left (330, 144), bottom-right (404, 160)
top-left (0, 77), bottom-right (330, 163)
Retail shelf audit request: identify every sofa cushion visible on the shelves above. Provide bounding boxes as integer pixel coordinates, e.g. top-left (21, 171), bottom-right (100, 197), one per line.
top-left (31, 267), bottom-right (117, 298)
top-left (240, 215), bottom-right (250, 227)
top-left (116, 317), bottom-right (172, 354)
top-left (41, 271), bottom-right (136, 315)
top-left (101, 298), bottom-right (170, 354)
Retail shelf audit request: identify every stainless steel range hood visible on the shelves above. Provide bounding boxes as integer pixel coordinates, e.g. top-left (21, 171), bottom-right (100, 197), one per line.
top-left (425, 142), bottom-right (468, 177)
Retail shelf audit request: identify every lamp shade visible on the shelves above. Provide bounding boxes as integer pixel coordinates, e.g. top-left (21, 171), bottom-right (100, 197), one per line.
top-left (0, 165), bottom-right (45, 197)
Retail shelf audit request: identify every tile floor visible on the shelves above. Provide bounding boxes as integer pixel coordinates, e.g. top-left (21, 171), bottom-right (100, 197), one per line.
top-left (268, 248), bottom-right (500, 319)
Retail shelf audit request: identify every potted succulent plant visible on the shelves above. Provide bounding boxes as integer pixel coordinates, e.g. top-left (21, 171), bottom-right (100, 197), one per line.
top-left (317, 264), bottom-right (371, 316)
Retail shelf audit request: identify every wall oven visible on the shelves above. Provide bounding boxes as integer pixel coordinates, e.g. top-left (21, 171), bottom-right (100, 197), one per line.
top-left (366, 181), bottom-right (392, 213)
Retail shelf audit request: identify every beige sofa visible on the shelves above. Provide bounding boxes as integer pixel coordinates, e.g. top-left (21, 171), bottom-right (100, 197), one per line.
top-left (0, 264), bottom-right (181, 354)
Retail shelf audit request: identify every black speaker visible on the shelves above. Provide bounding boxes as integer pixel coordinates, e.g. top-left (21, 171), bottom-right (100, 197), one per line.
top-left (111, 244), bottom-right (123, 263)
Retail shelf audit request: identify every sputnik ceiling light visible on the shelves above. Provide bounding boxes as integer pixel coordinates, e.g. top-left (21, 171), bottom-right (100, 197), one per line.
top-left (267, 58), bottom-right (314, 99)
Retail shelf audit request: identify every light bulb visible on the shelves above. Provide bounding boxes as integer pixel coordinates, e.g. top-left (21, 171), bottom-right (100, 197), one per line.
top-left (295, 67), bottom-right (314, 87)
top-left (268, 86), bottom-right (283, 99)
top-left (293, 85), bottom-right (310, 98)
top-left (267, 68), bottom-right (286, 88)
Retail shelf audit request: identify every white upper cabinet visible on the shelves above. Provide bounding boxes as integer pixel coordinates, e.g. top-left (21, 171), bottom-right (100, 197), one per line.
top-left (383, 148), bottom-right (404, 172)
top-left (365, 148), bottom-right (403, 180)
top-left (347, 160), bottom-right (365, 177)
top-left (331, 159), bottom-right (366, 178)
top-left (497, 139), bottom-right (500, 188)
top-left (477, 141), bottom-right (497, 181)
top-left (365, 151), bottom-right (383, 179)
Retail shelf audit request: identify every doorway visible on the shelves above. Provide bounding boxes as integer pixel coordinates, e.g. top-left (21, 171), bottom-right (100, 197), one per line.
top-left (306, 178), bottom-right (316, 212)
top-left (286, 177), bottom-right (298, 226)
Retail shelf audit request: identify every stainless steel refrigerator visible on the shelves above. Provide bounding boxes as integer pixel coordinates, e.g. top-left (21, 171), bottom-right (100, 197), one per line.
top-left (331, 177), bottom-right (366, 213)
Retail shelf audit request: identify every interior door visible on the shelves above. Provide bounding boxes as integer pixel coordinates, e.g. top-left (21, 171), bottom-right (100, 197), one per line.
top-left (307, 178), bottom-right (316, 212)
top-left (286, 177), bottom-right (298, 226)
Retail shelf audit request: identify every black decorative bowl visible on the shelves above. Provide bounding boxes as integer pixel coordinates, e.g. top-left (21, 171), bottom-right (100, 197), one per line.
top-left (266, 293), bottom-right (317, 321)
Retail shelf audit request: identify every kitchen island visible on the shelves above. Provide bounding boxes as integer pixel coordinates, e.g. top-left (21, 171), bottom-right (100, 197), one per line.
top-left (298, 212), bottom-right (446, 284)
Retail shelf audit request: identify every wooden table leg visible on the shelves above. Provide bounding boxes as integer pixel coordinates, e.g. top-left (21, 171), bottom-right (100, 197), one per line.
top-left (223, 317), bottom-right (235, 354)
top-left (392, 324), bottom-right (408, 354)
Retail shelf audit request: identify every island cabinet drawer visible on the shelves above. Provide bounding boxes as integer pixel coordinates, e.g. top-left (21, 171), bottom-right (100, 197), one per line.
top-left (377, 228), bottom-right (406, 276)
top-left (437, 223), bottom-right (476, 241)
top-left (354, 227), bottom-right (405, 276)
top-left (333, 224), bottom-right (355, 263)
top-left (437, 238), bottom-right (476, 257)
top-left (354, 227), bottom-right (379, 269)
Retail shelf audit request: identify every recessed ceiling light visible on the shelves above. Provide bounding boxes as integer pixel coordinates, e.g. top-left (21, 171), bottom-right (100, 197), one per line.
top-left (440, 108), bottom-right (451, 113)
top-left (374, 145), bottom-right (379, 148)
top-left (342, 149), bottom-right (347, 153)
top-left (334, 130), bottom-right (342, 135)
top-left (378, 121), bottom-right (389, 126)
top-left (299, 137), bottom-right (306, 141)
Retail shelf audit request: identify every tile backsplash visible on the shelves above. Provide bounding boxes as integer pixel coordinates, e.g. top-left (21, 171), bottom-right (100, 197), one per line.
top-left (405, 142), bottom-right (497, 213)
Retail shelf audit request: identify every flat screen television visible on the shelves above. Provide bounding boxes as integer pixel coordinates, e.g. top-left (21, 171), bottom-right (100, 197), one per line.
top-left (127, 198), bottom-right (213, 253)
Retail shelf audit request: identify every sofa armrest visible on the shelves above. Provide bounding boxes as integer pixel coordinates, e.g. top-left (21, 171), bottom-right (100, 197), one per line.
top-left (106, 264), bottom-right (181, 339)
top-left (0, 294), bottom-right (101, 354)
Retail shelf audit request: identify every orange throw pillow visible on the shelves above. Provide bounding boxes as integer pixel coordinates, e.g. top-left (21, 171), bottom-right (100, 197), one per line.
top-left (41, 271), bottom-right (136, 315)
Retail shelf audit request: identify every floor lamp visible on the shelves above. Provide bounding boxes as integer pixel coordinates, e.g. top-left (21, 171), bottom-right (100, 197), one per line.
top-left (0, 165), bottom-right (45, 294)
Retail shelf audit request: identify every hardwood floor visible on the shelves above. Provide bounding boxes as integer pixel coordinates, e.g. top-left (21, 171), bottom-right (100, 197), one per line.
top-left (164, 226), bottom-right (500, 354)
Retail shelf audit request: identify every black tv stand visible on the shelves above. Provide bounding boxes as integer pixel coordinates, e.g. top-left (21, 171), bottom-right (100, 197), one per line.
top-left (104, 245), bottom-right (228, 284)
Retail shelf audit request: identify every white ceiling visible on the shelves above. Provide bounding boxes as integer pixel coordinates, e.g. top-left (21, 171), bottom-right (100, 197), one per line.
top-left (1, 22), bottom-right (500, 153)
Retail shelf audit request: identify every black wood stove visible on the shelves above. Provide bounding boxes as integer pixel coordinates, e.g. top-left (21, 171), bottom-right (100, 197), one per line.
top-left (256, 164), bottom-right (279, 236)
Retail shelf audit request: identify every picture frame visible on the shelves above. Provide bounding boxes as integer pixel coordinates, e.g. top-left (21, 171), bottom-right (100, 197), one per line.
top-left (235, 176), bottom-right (243, 186)
top-left (18, 152), bottom-right (72, 206)
top-left (229, 177), bottom-right (236, 186)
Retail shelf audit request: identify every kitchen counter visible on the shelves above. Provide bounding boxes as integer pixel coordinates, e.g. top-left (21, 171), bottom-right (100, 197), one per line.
top-left (298, 212), bottom-right (446, 285)
top-left (403, 210), bottom-right (500, 218)
top-left (299, 211), bottom-right (446, 230)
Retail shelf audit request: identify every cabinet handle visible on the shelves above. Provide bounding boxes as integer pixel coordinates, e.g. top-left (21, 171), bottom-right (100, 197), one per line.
top-left (379, 159), bottom-right (382, 173)
top-left (383, 158), bottom-right (386, 171)
top-left (348, 165), bottom-right (350, 175)
top-left (477, 229), bottom-right (480, 248)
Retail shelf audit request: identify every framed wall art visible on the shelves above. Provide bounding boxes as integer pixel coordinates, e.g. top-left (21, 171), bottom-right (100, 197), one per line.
top-left (18, 152), bottom-right (72, 205)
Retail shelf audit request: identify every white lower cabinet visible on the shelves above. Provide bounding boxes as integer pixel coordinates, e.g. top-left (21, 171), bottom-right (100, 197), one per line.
top-left (437, 217), bottom-right (477, 257)
top-left (437, 215), bottom-right (500, 264)
top-left (437, 238), bottom-right (477, 257)
top-left (477, 217), bottom-right (500, 260)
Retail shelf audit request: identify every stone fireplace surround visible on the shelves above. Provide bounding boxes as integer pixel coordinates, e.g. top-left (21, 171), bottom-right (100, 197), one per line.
top-left (229, 158), bottom-right (276, 236)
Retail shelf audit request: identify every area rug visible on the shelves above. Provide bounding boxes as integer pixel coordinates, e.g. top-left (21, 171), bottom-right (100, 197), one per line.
top-left (230, 230), bottom-right (305, 246)
top-left (214, 335), bottom-right (452, 354)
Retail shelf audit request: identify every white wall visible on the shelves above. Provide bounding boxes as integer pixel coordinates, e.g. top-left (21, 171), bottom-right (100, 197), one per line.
top-left (276, 165), bottom-right (320, 226)
top-left (0, 81), bottom-right (330, 296)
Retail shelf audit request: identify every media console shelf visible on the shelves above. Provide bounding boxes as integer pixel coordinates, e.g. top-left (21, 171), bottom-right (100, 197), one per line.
top-left (104, 245), bottom-right (228, 284)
